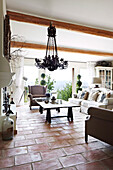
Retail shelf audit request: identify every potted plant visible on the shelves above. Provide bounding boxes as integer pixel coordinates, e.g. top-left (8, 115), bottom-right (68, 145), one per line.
top-left (40, 73), bottom-right (46, 86)
top-left (76, 74), bottom-right (82, 93)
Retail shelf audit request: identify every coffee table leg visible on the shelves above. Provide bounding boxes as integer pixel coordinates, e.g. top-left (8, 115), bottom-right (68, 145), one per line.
top-left (39, 106), bottom-right (43, 114)
top-left (46, 109), bottom-right (51, 123)
top-left (68, 107), bottom-right (73, 122)
top-left (56, 108), bottom-right (60, 112)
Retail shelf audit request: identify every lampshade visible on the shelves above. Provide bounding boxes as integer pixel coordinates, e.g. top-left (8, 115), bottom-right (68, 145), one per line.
top-left (92, 77), bottom-right (101, 84)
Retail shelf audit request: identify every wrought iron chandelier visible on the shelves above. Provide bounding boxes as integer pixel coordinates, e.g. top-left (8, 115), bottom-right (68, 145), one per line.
top-left (35, 22), bottom-right (68, 71)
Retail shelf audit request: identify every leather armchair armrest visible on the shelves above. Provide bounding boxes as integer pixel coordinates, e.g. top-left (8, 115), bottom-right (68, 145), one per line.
top-left (88, 107), bottom-right (113, 121)
top-left (28, 94), bottom-right (33, 99)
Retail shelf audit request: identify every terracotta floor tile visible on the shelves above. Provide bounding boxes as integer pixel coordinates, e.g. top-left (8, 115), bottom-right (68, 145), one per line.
top-left (15, 153), bottom-right (41, 165)
top-left (28, 143), bottom-right (50, 153)
top-left (4, 163), bottom-right (32, 170)
top-left (68, 138), bottom-right (85, 145)
top-left (59, 154), bottom-right (87, 168)
top-left (49, 127), bottom-right (63, 132)
top-left (63, 167), bottom-right (76, 170)
top-left (0, 157), bottom-right (14, 168)
top-left (49, 140), bottom-right (70, 149)
top-left (102, 146), bottom-right (113, 157)
top-left (71, 132), bottom-right (84, 138)
top-left (18, 130), bottom-right (32, 135)
top-left (63, 144), bottom-right (87, 155)
top-left (32, 159), bottom-right (62, 170)
top-left (60, 129), bottom-right (75, 135)
top-left (41, 148), bottom-right (66, 160)
top-left (3, 147), bottom-right (27, 157)
top-left (82, 149), bottom-right (109, 162)
top-left (13, 135), bottom-right (25, 141)
top-left (55, 134), bottom-right (73, 141)
top-left (15, 139), bottom-right (36, 147)
top-left (35, 136), bottom-right (55, 144)
top-left (83, 141), bottom-right (106, 150)
top-left (63, 126), bottom-right (74, 130)
top-left (76, 161), bottom-right (107, 170)
top-left (25, 133), bottom-right (43, 139)
top-left (43, 131), bottom-right (60, 137)
top-left (100, 157), bottom-right (113, 169)
top-left (0, 141), bottom-right (14, 149)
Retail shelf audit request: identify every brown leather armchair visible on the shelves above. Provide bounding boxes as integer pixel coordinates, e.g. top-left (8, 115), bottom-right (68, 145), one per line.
top-left (28, 85), bottom-right (47, 110)
top-left (85, 107), bottom-right (113, 145)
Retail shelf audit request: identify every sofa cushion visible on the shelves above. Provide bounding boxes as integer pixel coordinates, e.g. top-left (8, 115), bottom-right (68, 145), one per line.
top-left (81, 100), bottom-right (106, 108)
top-left (69, 98), bottom-right (82, 106)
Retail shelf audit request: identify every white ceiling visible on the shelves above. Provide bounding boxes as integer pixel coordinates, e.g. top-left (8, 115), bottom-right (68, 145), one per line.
top-left (6, 0), bottom-right (113, 31)
top-left (6, 0), bottom-right (113, 62)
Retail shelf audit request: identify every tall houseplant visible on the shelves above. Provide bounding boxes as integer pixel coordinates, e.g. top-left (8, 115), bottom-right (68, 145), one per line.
top-left (57, 82), bottom-right (72, 101)
top-left (46, 75), bottom-right (56, 93)
top-left (76, 74), bottom-right (82, 93)
top-left (40, 73), bottom-right (46, 86)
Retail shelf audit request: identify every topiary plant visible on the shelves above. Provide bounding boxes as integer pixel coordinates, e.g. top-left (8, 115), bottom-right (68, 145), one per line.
top-left (76, 74), bottom-right (82, 93)
top-left (40, 73), bottom-right (46, 86)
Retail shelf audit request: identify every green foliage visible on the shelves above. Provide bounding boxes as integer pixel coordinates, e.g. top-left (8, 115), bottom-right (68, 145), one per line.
top-left (40, 73), bottom-right (46, 85)
top-left (35, 78), bottom-right (39, 85)
top-left (76, 80), bottom-right (82, 87)
top-left (76, 74), bottom-right (82, 93)
top-left (77, 74), bottom-right (81, 79)
top-left (40, 79), bottom-right (46, 86)
top-left (41, 73), bottom-right (46, 79)
top-left (57, 82), bottom-right (72, 101)
top-left (46, 75), bottom-right (56, 92)
top-left (24, 86), bottom-right (29, 103)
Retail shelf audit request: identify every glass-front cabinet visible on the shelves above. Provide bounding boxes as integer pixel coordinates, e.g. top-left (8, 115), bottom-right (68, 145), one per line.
top-left (95, 67), bottom-right (113, 89)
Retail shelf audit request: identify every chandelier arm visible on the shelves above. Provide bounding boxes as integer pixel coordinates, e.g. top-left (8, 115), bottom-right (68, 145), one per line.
top-left (54, 37), bottom-right (58, 56)
top-left (52, 38), bottom-right (54, 56)
top-left (46, 36), bottom-right (50, 57)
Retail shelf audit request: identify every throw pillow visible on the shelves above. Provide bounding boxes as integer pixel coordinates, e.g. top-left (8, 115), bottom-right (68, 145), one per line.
top-left (97, 92), bottom-right (106, 102)
top-left (100, 93), bottom-right (106, 102)
top-left (97, 92), bottom-right (103, 102)
top-left (80, 92), bottom-right (85, 99)
top-left (83, 92), bottom-right (89, 100)
top-left (106, 93), bottom-right (111, 98)
top-left (73, 94), bottom-right (77, 98)
top-left (77, 91), bottom-right (82, 99)
top-left (88, 92), bottom-right (99, 101)
top-left (88, 91), bottom-right (94, 101)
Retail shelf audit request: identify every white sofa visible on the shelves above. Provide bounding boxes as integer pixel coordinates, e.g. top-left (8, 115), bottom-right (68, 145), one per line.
top-left (69, 88), bottom-right (113, 114)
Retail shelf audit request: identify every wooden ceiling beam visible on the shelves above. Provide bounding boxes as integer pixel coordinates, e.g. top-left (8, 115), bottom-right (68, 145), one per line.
top-left (11, 41), bottom-right (113, 57)
top-left (7, 11), bottom-right (113, 39)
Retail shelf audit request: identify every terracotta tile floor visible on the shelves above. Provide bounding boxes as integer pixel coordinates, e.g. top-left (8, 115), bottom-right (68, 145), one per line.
top-left (0, 104), bottom-right (113, 169)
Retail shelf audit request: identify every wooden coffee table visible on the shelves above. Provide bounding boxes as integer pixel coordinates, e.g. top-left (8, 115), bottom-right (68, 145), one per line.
top-left (35, 100), bottom-right (80, 123)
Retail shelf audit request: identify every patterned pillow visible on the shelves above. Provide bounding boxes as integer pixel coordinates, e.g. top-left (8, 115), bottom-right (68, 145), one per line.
top-left (97, 92), bottom-right (106, 102)
top-left (106, 93), bottom-right (110, 98)
top-left (80, 92), bottom-right (85, 99)
top-left (83, 92), bottom-right (89, 100)
top-left (100, 93), bottom-right (106, 102)
top-left (88, 92), bottom-right (99, 101)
